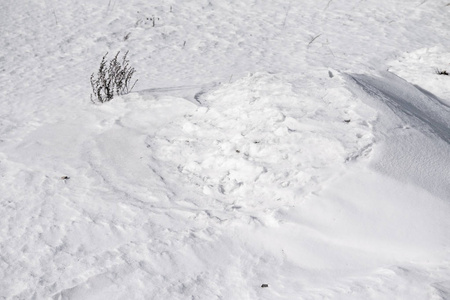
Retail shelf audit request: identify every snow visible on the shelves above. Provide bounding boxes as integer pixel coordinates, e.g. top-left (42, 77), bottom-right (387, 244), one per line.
top-left (1, 0), bottom-right (450, 299)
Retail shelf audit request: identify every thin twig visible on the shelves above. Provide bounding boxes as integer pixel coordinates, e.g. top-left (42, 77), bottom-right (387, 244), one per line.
top-left (53, 11), bottom-right (58, 25)
top-left (129, 79), bottom-right (138, 92)
top-left (307, 34), bottom-right (322, 48)
top-left (282, 2), bottom-right (291, 27)
top-left (417, 0), bottom-right (428, 6)
top-left (328, 46), bottom-right (335, 57)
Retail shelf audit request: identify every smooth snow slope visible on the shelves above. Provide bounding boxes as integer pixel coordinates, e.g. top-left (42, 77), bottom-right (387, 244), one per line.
top-left (349, 71), bottom-right (450, 198)
top-left (1, 0), bottom-right (450, 299)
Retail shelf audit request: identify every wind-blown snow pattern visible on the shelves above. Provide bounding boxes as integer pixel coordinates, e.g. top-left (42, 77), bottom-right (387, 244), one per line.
top-left (349, 71), bottom-right (450, 200)
top-left (1, 0), bottom-right (450, 299)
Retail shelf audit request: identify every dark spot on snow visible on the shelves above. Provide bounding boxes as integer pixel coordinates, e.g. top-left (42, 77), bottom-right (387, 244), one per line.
top-left (261, 284), bottom-right (269, 288)
top-left (328, 70), bottom-right (334, 78)
top-left (61, 176), bottom-right (70, 180)
top-left (236, 150), bottom-right (240, 153)
top-left (435, 69), bottom-right (449, 76)
top-left (344, 119), bottom-right (351, 123)
top-left (194, 90), bottom-right (204, 104)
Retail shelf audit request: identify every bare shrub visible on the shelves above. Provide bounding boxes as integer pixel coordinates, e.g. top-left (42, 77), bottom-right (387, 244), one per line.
top-left (90, 51), bottom-right (138, 103)
top-left (435, 68), bottom-right (449, 76)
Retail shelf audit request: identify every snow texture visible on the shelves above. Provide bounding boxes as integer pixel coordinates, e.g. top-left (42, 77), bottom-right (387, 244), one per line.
top-left (1, 0), bottom-right (450, 299)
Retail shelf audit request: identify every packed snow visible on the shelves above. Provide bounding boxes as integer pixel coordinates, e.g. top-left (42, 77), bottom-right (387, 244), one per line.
top-left (1, 0), bottom-right (450, 299)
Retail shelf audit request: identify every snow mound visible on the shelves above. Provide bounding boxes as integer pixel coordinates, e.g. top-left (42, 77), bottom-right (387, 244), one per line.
top-left (388, 47), bottom-right (450, 103)
top-left (348, 71), bottom-right (450, 199)
top-left (147, 72), bottom-right (376, 210)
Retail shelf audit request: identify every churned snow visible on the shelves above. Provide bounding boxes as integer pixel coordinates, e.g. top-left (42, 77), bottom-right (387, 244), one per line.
top-left (1, 0), bottom-right (450, 299)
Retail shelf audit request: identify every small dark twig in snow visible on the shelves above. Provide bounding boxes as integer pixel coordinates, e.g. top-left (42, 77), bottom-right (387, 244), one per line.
top-left (282, 2), bottom-right (291, 27)
top-left (107, 0), bottom-right (113, 11)
top-left (307, 34), bottom-right (322, 48)
top-left (328, 46), bottom-right (335, 57)
top-left (52, 11), bottom-right (58, 25)
top-left (435, 68), bottom-right (449, 76)
top-left (324, 0), bottom-right (333, 11)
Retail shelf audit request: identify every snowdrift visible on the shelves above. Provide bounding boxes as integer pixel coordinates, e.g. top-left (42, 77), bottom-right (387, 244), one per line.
top-left (1, 0), bottom-right (450, 299)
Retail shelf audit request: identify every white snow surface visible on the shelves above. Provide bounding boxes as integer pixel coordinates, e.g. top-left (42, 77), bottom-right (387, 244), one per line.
top-left (1, 0), bottom-right (450, 299)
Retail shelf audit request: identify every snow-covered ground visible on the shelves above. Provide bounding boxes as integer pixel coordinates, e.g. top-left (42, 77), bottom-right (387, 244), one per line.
top-left (1, 0), bottom-right (450, 299)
